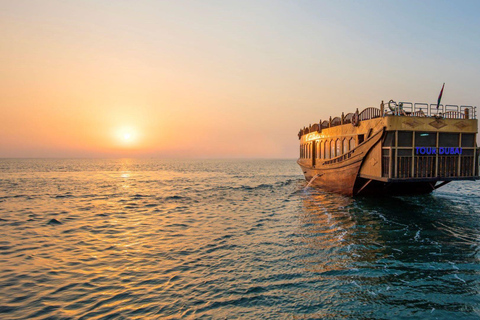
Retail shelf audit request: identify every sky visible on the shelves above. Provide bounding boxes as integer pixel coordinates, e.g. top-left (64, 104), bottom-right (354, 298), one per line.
top-left (1, 0), bottom-right (480, 158)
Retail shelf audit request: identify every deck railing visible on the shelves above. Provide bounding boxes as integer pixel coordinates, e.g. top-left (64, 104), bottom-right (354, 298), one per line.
top-left (388, 101), bottom-right (476, 119)
top-left (298, 101), bottom-right (477, 139)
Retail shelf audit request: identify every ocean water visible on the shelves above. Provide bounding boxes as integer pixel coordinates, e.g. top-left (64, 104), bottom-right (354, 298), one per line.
top-left (0, 159), bottom-right (479, 319)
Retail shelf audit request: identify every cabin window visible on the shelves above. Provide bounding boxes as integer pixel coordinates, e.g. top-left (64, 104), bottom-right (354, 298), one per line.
top-left (325, 141), bottom-right (330, 159)
top-left (384, 132), bottom-right (395, 146)
top-left (331, 140), bottom-right (336, 158)
top-left (317, 141), bottom-right (321, 159)
top-left (439, 133), bottom-right (459, 147)
top-left (349, 138), bottom-right (355, 150)
top-left (415, 132), bottom-right (436, 147)
top-left (343, 139), bottom-right (349, 154)
top-left (320, 141), bottom-right (324, 159)
top-left (397, 131), bottom-right (413, 147)
top-left (398, 149), bottom-right (412, 156)
top-left (336, 139), bottom-right (342, 156)
top-left (461, 134), bottom-right (475, 147)
top-left (358, 134), bottom-right (365, 144)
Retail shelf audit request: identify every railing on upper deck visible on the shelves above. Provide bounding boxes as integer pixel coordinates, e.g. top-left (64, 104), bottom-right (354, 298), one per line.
top-left (388, 100), bottom-right (477, 119)
top-left (298, 100), bottom-right (477, 139)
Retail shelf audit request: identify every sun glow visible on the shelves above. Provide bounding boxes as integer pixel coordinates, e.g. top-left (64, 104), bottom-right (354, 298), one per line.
top-left (114, 127), bottom-right (138, 146)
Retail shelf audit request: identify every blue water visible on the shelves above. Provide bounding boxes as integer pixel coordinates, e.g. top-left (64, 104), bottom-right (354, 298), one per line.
top-left (0, 159), bottom-right (479, 319)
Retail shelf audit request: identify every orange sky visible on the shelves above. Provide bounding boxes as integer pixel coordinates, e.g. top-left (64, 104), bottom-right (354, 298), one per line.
top-left (1, 1), bottom-right (479, 158)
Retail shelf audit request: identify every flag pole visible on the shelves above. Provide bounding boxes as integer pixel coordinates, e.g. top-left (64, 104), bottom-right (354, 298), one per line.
top-left (436, 83), bottom-right (445, 110)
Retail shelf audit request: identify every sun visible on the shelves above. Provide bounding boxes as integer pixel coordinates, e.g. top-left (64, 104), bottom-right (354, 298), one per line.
top-left (114, 127), bottom-right (138, 146)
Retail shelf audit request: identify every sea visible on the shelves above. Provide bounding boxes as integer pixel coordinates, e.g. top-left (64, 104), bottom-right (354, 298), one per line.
top-left (0, 159), bottom-right (479, 319)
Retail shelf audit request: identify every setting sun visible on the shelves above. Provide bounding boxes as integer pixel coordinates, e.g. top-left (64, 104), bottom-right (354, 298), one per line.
top-left (113, 126), bottom-right (139, 147)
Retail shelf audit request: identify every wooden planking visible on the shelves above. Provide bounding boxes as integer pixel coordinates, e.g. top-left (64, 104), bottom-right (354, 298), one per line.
top-left (359, 142), bottom-right (382, 177)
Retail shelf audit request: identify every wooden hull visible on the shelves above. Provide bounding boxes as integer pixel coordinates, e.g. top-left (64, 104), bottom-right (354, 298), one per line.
top-left (299, 160), bottom-right (361, 196)
top-left (298, 128), bottom-right (385, 196)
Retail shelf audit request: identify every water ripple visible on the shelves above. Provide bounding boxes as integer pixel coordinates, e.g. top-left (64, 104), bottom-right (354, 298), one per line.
top-left (0, 159), bottom-right (479, 319)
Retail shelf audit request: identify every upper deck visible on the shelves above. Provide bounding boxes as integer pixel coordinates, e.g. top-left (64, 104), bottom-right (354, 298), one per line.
top-left (298, 100), bottom-right (477, 140)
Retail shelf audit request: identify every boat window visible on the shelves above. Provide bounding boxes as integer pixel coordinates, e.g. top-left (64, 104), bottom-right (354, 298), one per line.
top-left (461, 134), bottom-right (475, 147)
top-left (320, 141), bottom-right (324, 159)
top-left (398, 131), bottom-right (413, 147)
top-left (415, 132), bottom-right (436, 147)
top-left (462, 149), bottom-right (474, 155)
top-left (439, 133), bottom-right (459, 147)
top-left (349, 138), bottom-right (356, 150)
top-left (317, 141), bottom-right (321, 158)
top-left (358, 134), bottom-right (364, 144)
top-left (398, 149), bottom-right (412, 156)
top-left (325, 141), bottom-right (330, 159)
top-left (331, 140), bottom-right (336, 158)
top-left (343, 139), bottom-right (348, 154)
top-left (383, 132), bottom-right (395, 146)
top-left (336, 139), bottom-right (342, 156)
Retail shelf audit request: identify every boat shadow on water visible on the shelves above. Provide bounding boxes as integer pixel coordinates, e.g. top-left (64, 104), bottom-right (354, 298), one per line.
top-left (297, 187), bottom-right (480, 318)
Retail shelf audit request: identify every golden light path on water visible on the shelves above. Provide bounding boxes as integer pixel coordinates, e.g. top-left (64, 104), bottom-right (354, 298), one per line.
top-left (0, 159), bottom-right (479, 319)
